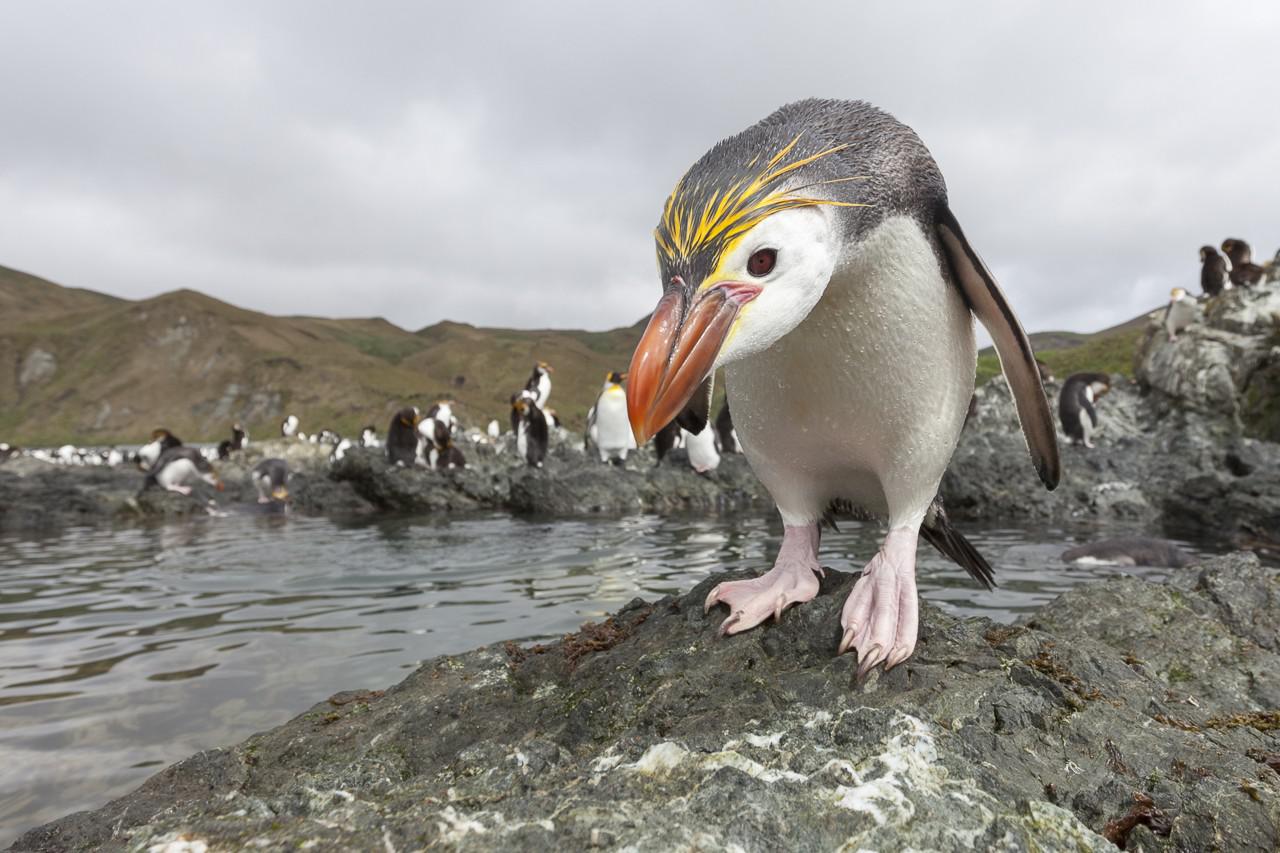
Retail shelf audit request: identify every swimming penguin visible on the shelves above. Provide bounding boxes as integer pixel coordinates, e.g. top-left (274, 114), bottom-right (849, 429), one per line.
top-left (713, 400), bottom-right (738, 454)
top-left (524, 362), bottom-right (553, 408)
top-left (652, 418), bottom-right (680, 465)
top-left (251, 458), bottom-right (290, 503)
top-left (359, 426), bottom-right (380, 448)
top-left (587, 372), bottom-right (633, 465)
top-left (281, 415), bottom-right (300, 438)
top-left (136, 428), bottom-right (182, 470)
top-left (1058, 372), bottom-right (1111, 448)
top-left (1222, 238), bottom-right (1265, 288)
top-left (511, 393), bottom-right (548, 468)
top-left (386, 407), bottom-right (422, 467)
top-left (144, 446), bottom-right (223, 495)
top-left (682, 423), bottom-right (721, 474)
top-left (1061, 536), bottom-right (1192, 568)
top-left (1162, 287), bottom-right (1200, 341)
top-left (625, 99), bottom-right (1059, 678)
top-left (1199, 246), bottom-right (1231, 297)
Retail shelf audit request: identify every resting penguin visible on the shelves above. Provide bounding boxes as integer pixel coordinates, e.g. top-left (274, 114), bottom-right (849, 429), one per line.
top-left (587, 372), bottom-right (633, 465)
top-left (1199, 246), bottom-right (1230, 297)
top-left (281, 415), bottom-right (300, 438)
top-left (524, 362), bottom-right (554, 408)
top-left (386, 407), bottom-right (422, 467)
top-left (511, 393), bottom-right (548, 467)
top-left (1061, 536), bottom-right (1192, 568)
top-left (626, 99), bottom-right (1059, 677)
top-left (144, 446), bottom-right (223, 495)
top-left (1222, 238), bottom-right (1265, 288)
top-left (251, 458), bottom-right (290, 503)
top-left (136, 428), bottom-right (182, 470)
top-left (1058, 372), bottom-right (1111, 448)
top-left (1162, 287), bottom-right (1200, 341)
top-left (713, 400), bottom-right (739, 454)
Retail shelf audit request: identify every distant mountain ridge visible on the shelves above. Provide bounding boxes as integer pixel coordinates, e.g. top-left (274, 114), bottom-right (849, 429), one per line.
top-left (0, 264), bottom-right (1149, 445)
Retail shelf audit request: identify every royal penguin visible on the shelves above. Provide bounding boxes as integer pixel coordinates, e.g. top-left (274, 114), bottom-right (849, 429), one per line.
top-left (136, 428), bottom-right (182, 470)
top-left (144, 446), bottom-right (223, 495)
top-left (682, 423), bottom-right (721, 474)
top-left (511, 393), bottom-right (548, 468)
top-left (713, 400), bottom-right (739, 454)
top-left (1061, 536), bottom-right (1192, 568)
top-left (281, 415), bottom-right (300, 438)
top-left (1200, 246), bottom-right (1231, 297)
top-left (625, 99), bottom-right (1059, 677)
top-left (359, 426), bottom-right (380, 448)
top-left (1162, 287), bottom-right (1200, 341)
top-left (487, 419), bottom-right (501, 440)
top-left (386, 407), bottom-right (422, 467)
top-left (1222, 238), bottom-right (1265, 288)
top-left (524, 362), bottom-right (553, 408)
top-left (587, 372), bottom-right (633, 465)
top-left (425, 417), bottom-right (466, 469)
top-left (251, 458), bottom-right (290, 503)
top-left (1058, 372), bottom-right (1111, 448)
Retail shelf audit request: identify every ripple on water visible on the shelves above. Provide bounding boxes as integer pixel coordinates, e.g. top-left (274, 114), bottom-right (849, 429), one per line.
top-left (0, 512), bottom-right (1213, 844)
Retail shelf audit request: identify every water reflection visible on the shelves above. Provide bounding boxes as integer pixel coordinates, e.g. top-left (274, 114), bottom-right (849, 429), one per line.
top-left (0, 512), bottom-right (1215, 845)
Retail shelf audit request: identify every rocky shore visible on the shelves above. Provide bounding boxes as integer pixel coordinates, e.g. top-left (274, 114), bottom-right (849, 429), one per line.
top-left (13, 551), bottom-right (1278, 851)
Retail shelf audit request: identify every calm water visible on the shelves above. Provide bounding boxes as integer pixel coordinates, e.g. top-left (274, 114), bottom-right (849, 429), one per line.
top-left (0, 513), bottom-right (1213, 845)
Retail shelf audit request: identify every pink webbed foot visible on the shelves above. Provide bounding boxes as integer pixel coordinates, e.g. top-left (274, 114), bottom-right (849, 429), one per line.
top-left (705, 524), bottom-right (823, 636)
top-left (838, 526), bottom-right (920, 679)
top-left (167, 485), bottom-right (193, 496)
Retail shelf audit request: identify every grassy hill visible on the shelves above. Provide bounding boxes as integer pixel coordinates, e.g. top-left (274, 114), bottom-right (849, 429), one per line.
top-left (0, 263), bottom-right (1154, 446)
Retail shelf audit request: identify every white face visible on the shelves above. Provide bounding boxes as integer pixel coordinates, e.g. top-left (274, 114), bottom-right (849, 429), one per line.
top-left (713, 206), bottom-right (839, 367)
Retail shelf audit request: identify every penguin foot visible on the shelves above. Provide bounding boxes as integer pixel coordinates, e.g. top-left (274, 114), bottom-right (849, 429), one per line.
top-left (838, 526), bottom-right (919, 680)
top-left (705, 524), bottom-right (821, 636)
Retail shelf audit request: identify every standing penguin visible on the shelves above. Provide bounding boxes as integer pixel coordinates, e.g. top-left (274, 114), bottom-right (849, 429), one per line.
top-left (386, 407), bottom-right (421, 467)
top-left (625, 99), bottom-right (1059, 677)
top-left (588, 372), bottom-right (633, 465)
top-left (281, 415), bottom-right (300, 438)
top-left (1222, 238), bottom-right (1265, 288)
top-left (359, 426), bottom-right (380, 448)
top-left (713, 400), bottom-right (738, 454)
top-left (511, 394), bottom-right (548, 467)
top-left (1200, 246), bottom-right (1231, 297)
top-left (251, 458), bottom-right (290, 503)
top-left (425, 418), bottom-right (466, 469)
top-left (524, 362), bottom-right (553, 408)
top-left (136, 428), bottom-right (182, 470)
top-left (652, 419), bottom-right (680, 465)
top-left (1058, 372), bottom-right (1111, 448)
top-left (487, 419), bottom-right (501, 440)
top-left (1162, 287), bottom-right (1200, 341)
top-left (682, 424), bottom-right (721, 474)
top-left (144, 446), bottom-right (223, 495)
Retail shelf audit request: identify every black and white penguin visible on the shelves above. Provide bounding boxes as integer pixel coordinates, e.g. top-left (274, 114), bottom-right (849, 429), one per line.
top-left (136, 428), bottom-right (182, 470)
top-left (487, 419), bottom-right (501, 440)
top-left (682, 423), bottom-right (721, 473)
top-left (423, 401), bottom-right (459, 440)
top-left (652, 419), bottom-right (680, 465)
top-left (1222, 238), bottom-right (1265, 288)
top-left (0, 442), bottom-right (16, 462)
top-left (713, 400), bottom-right (738, 454)
top-left (1162, 287), bottom-right (1200, 341)
top-left (524, 362), bottom-right (553, 408)
top-left (359, 426), bottom-right (379, 448)
top-left (251, 458), bottom-right (290, 503)
top-left (1058, 372), bottom-right (1111, 448)
top-left (281, 415), bottom-right (300, 438)
top-left (425, 417), bottom-right (466, 469)
top-left (587, 372), bottom-right (633, 465)
top-left (216, 422), bottom-right (249, 460)
top-left (1200, 246), bottom-right (1231, 297)
top-left (625, 99), bottom-right (1059, 677)
top-left (144, 446), bottom-right (223, 495)
top-left (1061, 536), bottom-right (1192, 568)
top-left (386, 407), bottom-right (421, 467)
top-left (511, 393), bottom-right (548, 468)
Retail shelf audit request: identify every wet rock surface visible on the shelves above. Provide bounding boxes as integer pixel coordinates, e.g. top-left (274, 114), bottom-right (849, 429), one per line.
top-left (14, 552), bottom-right (1278, 852)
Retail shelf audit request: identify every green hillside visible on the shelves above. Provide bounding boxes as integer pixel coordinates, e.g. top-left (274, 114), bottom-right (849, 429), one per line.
top-left (1, 263), bottom-right (1156, 446)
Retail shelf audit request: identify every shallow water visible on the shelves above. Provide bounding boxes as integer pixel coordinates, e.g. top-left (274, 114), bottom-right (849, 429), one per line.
top-left (0, 513), bottom-right (1213, 844)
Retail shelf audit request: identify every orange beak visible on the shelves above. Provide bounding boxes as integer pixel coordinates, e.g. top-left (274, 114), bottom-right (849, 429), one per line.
top-left (627, 279), bottom-right (760, 443)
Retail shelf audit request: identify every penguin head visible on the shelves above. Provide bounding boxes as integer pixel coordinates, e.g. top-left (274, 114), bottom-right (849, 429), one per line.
top-left (1170, 287), bottom-right (1187, 301)
top-left (537, 361), bottom-right (553, 374)
top-left (1200, 246), bottom-right (1217, 261)
top-left (625, 115), bottom-right (861, 441)
top-left (604, 371), bottom-right (627, 390)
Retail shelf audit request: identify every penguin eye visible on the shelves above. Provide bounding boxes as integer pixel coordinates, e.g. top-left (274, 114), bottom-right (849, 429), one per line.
top-left (747, 248), bottom-right (776, 277)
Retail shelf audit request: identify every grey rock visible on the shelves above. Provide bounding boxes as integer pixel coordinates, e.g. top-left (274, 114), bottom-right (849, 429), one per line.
top-left (14, 552), bottom-right (1278, 852)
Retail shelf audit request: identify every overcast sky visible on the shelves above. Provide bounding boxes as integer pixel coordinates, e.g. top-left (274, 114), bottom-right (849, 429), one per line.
top-left (0, 2), bottom-right (1275, 335)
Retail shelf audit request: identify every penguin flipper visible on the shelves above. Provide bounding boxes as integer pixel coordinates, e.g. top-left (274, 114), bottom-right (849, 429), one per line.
top-left (921, 500), bottom-right (995, 591)
top-left (936, 204), bottom-right (1061, 491)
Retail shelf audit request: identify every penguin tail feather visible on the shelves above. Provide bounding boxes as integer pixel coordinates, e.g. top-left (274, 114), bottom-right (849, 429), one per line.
top-left (921, 508), bottom-right (996, 591)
